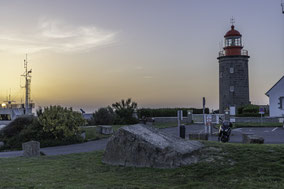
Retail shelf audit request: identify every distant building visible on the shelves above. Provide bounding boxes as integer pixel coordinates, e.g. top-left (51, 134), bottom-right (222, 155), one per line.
top-left (218, 23), bottom-right (250, 113)
top-left (265, 76), bottom-right (284, 117)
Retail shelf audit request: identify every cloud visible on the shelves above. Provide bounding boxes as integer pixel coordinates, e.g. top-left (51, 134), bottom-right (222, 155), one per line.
top-left (143, 76), bottom-right (153, 79)
top-left (0, 18), bottom-right (117, 54)
top-left (135, 66), bottom-right (143, 70)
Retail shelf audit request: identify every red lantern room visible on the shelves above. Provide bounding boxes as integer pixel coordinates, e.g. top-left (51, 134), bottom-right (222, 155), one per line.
top-left (219, 23), bottom-right (248, 57)
top-left (224, 25), bottom-right (243, 56)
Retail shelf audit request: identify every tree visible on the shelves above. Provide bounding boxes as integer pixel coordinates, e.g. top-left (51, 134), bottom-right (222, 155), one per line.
top-left (112, 98), bottom-right (138, 124)
top-left (91, 106), bottom-right (116, 125)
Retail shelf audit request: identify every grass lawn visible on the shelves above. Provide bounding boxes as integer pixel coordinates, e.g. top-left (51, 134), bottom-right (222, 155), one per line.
top-left (81, 124), bottom-right (178, 141)
top-left (1, 142), bottom-right (284, 188)
top-left (233, 122), bottom-right (283, 128)
top-left (80, 125), bottom-right (125, 141)
top-left (153, 122), bottom-right (177, 129)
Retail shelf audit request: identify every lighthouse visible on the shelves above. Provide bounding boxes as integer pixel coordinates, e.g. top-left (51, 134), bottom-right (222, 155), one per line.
top-left (218, 22), bottom-right (250, 114)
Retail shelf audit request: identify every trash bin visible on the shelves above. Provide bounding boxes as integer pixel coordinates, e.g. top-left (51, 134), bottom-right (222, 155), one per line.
top-left (180, 125), bottom-right (185, 139)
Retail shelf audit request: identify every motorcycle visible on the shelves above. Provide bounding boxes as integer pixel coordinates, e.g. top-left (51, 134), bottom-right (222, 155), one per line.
top-left (218, 120), bottom-right (232, 143)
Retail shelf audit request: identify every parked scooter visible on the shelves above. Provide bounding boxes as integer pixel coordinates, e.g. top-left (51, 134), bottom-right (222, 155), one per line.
top-left (218, 120), bottom-right (232, 143)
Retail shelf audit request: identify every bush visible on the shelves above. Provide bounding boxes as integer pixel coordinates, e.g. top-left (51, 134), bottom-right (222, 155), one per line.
top-left (237, 104), bottom-right (260, 117)
top-left (38, 106), bottom-right (86, 140)
top-left (0, 106), bottom-right (86, 150)
top-left (90, 106), bottom-right (116, 125)
top-left (0, 116), bottom-right (39, 149)
top-left (0, 116), bottom-right (34, 138)
top-left (112, 98), bottom-right (138, 124)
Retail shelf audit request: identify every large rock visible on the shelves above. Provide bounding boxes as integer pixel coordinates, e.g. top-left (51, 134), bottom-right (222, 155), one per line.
top-left (101, 126), bottom-right (113, 135)
top-left (102, 124), bottom-right (204, 168)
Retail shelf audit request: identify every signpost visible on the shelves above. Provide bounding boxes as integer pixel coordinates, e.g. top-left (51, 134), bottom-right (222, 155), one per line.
top-left (206, 114), bottom-right (212, 135)
top-left (177, 110), bottom-right (183, 136)
top-left (259, 107), bottom-right (265, 126)
top-left (203, 97), bottom-right (207, 133)
top-left (229, 106), bottom-right (236, 123)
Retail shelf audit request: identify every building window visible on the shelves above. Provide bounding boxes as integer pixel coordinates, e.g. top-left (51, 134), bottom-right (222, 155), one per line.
top-left (220, 72), bottom-right (223, 78)
top-left (230, 86), bottom-right (234, 92)
top-left (279, 97), bottom-right (284, 109)
top-left (230, 67), bottom-right (234, 73)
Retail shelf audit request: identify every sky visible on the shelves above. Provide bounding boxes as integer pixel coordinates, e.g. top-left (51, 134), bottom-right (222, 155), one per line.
top-left (0, 0), bottom-right (283, 112)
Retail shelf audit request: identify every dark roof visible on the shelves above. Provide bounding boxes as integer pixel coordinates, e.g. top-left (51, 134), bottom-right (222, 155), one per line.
top-left (265, 75), bottom-right (284, 96)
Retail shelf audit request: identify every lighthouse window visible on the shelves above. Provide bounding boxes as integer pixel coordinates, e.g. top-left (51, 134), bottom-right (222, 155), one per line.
top-left (230, 67), bottom-right (234, 73)
top-left (279, 97), bottom-right (284, 109)
top-left (228, 39), bottom-right (232, 46)
top-left (230, 86), bottom-right (234, 92)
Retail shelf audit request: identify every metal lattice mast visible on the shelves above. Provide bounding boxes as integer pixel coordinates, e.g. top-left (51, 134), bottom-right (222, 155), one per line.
top-left (22, 54), bottom-right (32, 115)
top-left (282, 0), bottom-right (284, 13)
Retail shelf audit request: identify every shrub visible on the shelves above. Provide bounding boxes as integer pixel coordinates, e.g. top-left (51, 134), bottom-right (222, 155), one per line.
top-left (237, 104), bottom-right (260, 117)
top-left (112, 98), bottom-right (138, 124)
top-left (0, 106), bottom-right (86, 150)
top-left (0, 116), bottom-right (34, 138)
top-left (91, 106), bottom-right (116, 125)
top-left (38, 106), bottom-right (86, 140)
top-left (0, 116), bottom-right (38, 149)
top-left (137, 108), bottom-right (210, 118)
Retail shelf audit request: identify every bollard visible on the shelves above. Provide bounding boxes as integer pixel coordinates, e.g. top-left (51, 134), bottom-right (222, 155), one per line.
top-left (180, 125), bottom-right (185, 139)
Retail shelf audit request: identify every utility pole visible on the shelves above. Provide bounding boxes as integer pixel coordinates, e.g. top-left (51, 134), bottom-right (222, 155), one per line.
top-left (21, 54), bottom-right (32, 115)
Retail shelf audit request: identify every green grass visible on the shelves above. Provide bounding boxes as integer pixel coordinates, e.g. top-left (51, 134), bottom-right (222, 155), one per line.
top-left (80, 125), bottom-right (126, 141)
top-left (233, 122), bottom-right (283, 128)
top-left (81, 124), bottom-right (178, 141)
top-left (1, 142), bottom-right (284, 188)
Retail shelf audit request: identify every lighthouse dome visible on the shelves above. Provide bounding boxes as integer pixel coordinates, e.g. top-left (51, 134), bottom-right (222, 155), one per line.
top-left (224, 25), bottom-right (241, 37)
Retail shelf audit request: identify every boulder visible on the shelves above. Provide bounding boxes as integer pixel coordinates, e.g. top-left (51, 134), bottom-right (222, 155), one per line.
top-left (242, 133), bottom-right (264, 144)
top-left (22, 141), bottom-right (40, 157)
top-left (101, 126), bottom-right (113, 135)
top-left (102, 124), bottom-right (204, 168)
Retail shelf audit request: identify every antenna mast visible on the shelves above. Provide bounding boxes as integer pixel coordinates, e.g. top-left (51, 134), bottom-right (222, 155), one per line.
top-left (22, 54), bottom-right (32, 115)
top-left (282, 0), bottom-right (284, 14)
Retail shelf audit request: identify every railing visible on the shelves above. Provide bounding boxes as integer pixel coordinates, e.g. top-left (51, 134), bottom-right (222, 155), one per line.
top-left (241, 49), bottom-right (248, 56)
top-left (218, 49), bottom-right (249, 57)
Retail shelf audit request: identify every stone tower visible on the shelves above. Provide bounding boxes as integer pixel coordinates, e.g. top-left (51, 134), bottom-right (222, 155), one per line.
top-left (218, 24), bottom-right (250, 114)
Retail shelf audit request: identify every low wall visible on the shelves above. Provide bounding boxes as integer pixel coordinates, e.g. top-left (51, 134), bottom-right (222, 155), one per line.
top-left (154, 115), bottom-right (283, 124)
top-left (235, 117), bottom-right (280, 123)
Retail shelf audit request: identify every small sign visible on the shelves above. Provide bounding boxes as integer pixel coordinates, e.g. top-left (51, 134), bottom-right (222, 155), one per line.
top-left (206, 115), bottom-right (212, 126)
top-left (259, 107), bottom-right (265, 114)
top-left (230, 106), bottom-right (236, 116)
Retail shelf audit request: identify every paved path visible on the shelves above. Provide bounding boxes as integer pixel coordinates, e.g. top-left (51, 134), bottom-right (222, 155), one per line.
top-left (0, 138), bottom-right (108, 158)
top-left (1, 125), bottom-right (284, 158)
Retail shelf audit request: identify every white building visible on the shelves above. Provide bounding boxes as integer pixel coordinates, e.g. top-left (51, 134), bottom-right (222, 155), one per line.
top-left (266, 76), bottom-right (284, 117)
